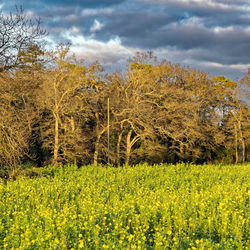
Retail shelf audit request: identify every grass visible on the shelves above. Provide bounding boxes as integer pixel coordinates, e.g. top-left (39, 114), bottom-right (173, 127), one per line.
top-left (0, 163), bottom-right (249, 249)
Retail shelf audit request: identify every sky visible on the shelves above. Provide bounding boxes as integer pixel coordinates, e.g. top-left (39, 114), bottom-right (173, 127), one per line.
top-left (1, 0), bottom-right (250, 80)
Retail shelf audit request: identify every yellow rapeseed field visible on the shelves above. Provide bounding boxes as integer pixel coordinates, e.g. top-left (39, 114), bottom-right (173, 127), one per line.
top-left (0, 163), bottom-right (249, 249)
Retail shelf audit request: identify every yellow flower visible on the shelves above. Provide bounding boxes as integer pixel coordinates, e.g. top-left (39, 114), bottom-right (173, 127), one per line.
top-left (79, 240), bottom-right (84, 248)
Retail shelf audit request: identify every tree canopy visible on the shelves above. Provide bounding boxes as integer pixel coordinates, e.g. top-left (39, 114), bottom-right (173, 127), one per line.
top-left (0, 8), bottom-right (249, 168)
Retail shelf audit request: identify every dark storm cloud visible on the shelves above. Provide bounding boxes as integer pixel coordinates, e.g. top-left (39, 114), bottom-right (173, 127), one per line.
top-left (1, 0), bottom-right (125, 9)
top-left (94, 11), bottom-right (179, 42)
top-left (41, 0), bottom-right (125, 7)
top-left (92, 1), bottom-right (250, 67)
top-left (142, 0), bottom-right (250, 29)
top-left (1, 0), bottom-right (250, 79)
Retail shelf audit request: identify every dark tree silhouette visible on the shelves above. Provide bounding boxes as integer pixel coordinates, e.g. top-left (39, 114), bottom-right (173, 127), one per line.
top-left (0, 6), bottom-right (46, 72)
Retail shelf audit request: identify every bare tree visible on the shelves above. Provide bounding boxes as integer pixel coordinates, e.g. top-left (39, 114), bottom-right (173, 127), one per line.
top-left (0, 6), bottom-right (46, 72)
top-left (105, 53), bottom-right (164, 165)
top-left (0, 72), bottom-right (36, 168)
top-left (212, 75), bottom-right (249, 163)
top-left (37, 45), bottom-right (96, 165)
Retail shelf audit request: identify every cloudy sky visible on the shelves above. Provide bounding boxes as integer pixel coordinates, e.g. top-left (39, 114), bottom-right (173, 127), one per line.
top-left (1, 0), bottom-right (250, 79)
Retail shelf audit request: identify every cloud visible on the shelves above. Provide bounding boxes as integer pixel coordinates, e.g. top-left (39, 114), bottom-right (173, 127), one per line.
top-left (153, 47), bottom-right (250, 79)
top-left (142, 0), bottom-right (250, 29)
top-left (143, 0), bottom-right (249, 11)
top-left (93, 10), bottom-right (250, 66)
top-left (0, 3), bottom-right (5, 10)
top-left (7, 0), bottom-right (126, 8)
top-left (1, 0), bottom-right (250, 79)
top-left (62, 31), bottom-right (140, 66)
top-left (57, 0), bottom-right (125, 7)
top-left (81, 8), bottom-right (114, 16)
top-left (90, 19), bottom-right (103, 33)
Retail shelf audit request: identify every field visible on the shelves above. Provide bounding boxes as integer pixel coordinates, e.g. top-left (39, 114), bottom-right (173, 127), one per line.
top-left (0, 163), bottom-right (249, 249)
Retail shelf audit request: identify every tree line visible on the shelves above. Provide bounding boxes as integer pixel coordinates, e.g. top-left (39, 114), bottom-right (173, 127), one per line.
top-left (0, 8), bottom-right (249, 169)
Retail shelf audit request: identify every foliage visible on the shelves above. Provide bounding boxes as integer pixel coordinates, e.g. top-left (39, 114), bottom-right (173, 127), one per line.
top-left (0, 163), bottom-right (249, 249)
top-left (0, 7), bottom-right (249, 168)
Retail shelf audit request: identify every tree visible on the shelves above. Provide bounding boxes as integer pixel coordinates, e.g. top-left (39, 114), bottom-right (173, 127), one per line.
top-left (36, 45), bottom-right (90, 165)
top-left (212, 75), bottom-right (249, 163)
top-left (0, 72), bottom-right (37, 168)
top-left (0, 6), bottom-right (47, 169)
top-left (105, 54), bottom-right (224, 165)
top-left (17, 43), bottom-right (45, 71)
top-left (87, 65), bottom-right (107, 166)
top-left (106, 53), bottom-right (165, 165)
top-left (0, 6), bottom-right (46, 72)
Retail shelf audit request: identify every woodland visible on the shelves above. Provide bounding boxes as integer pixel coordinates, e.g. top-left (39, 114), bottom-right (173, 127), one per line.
top-left (0, 8), bottom-right (249, 170)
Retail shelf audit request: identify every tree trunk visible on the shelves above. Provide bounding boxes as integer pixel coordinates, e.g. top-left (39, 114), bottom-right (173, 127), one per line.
top-left (234, 123), bottom-right (238, 164)
top-left (116, 131), bottom-right (123, 165)
top-left (180, 142), bottom-right (186, 158)
top-left (53, 113), bottom-right (59, 165)
top-left (93, 134), bottom-right (100, 166)
top-left (238, 120), bottom-right (245, 162)
top-left (93, 128), bottom-right (106, 166)
top-left (125, 130), bottom-right (132, 165)
top-left (242, 139), bottom-right (246, 163)
top-left (93, 111), bottom-right (100, 166)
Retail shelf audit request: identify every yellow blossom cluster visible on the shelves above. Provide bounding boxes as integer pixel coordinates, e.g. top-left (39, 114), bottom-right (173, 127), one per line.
top-left (0, 163), bottom-right (249, 249)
